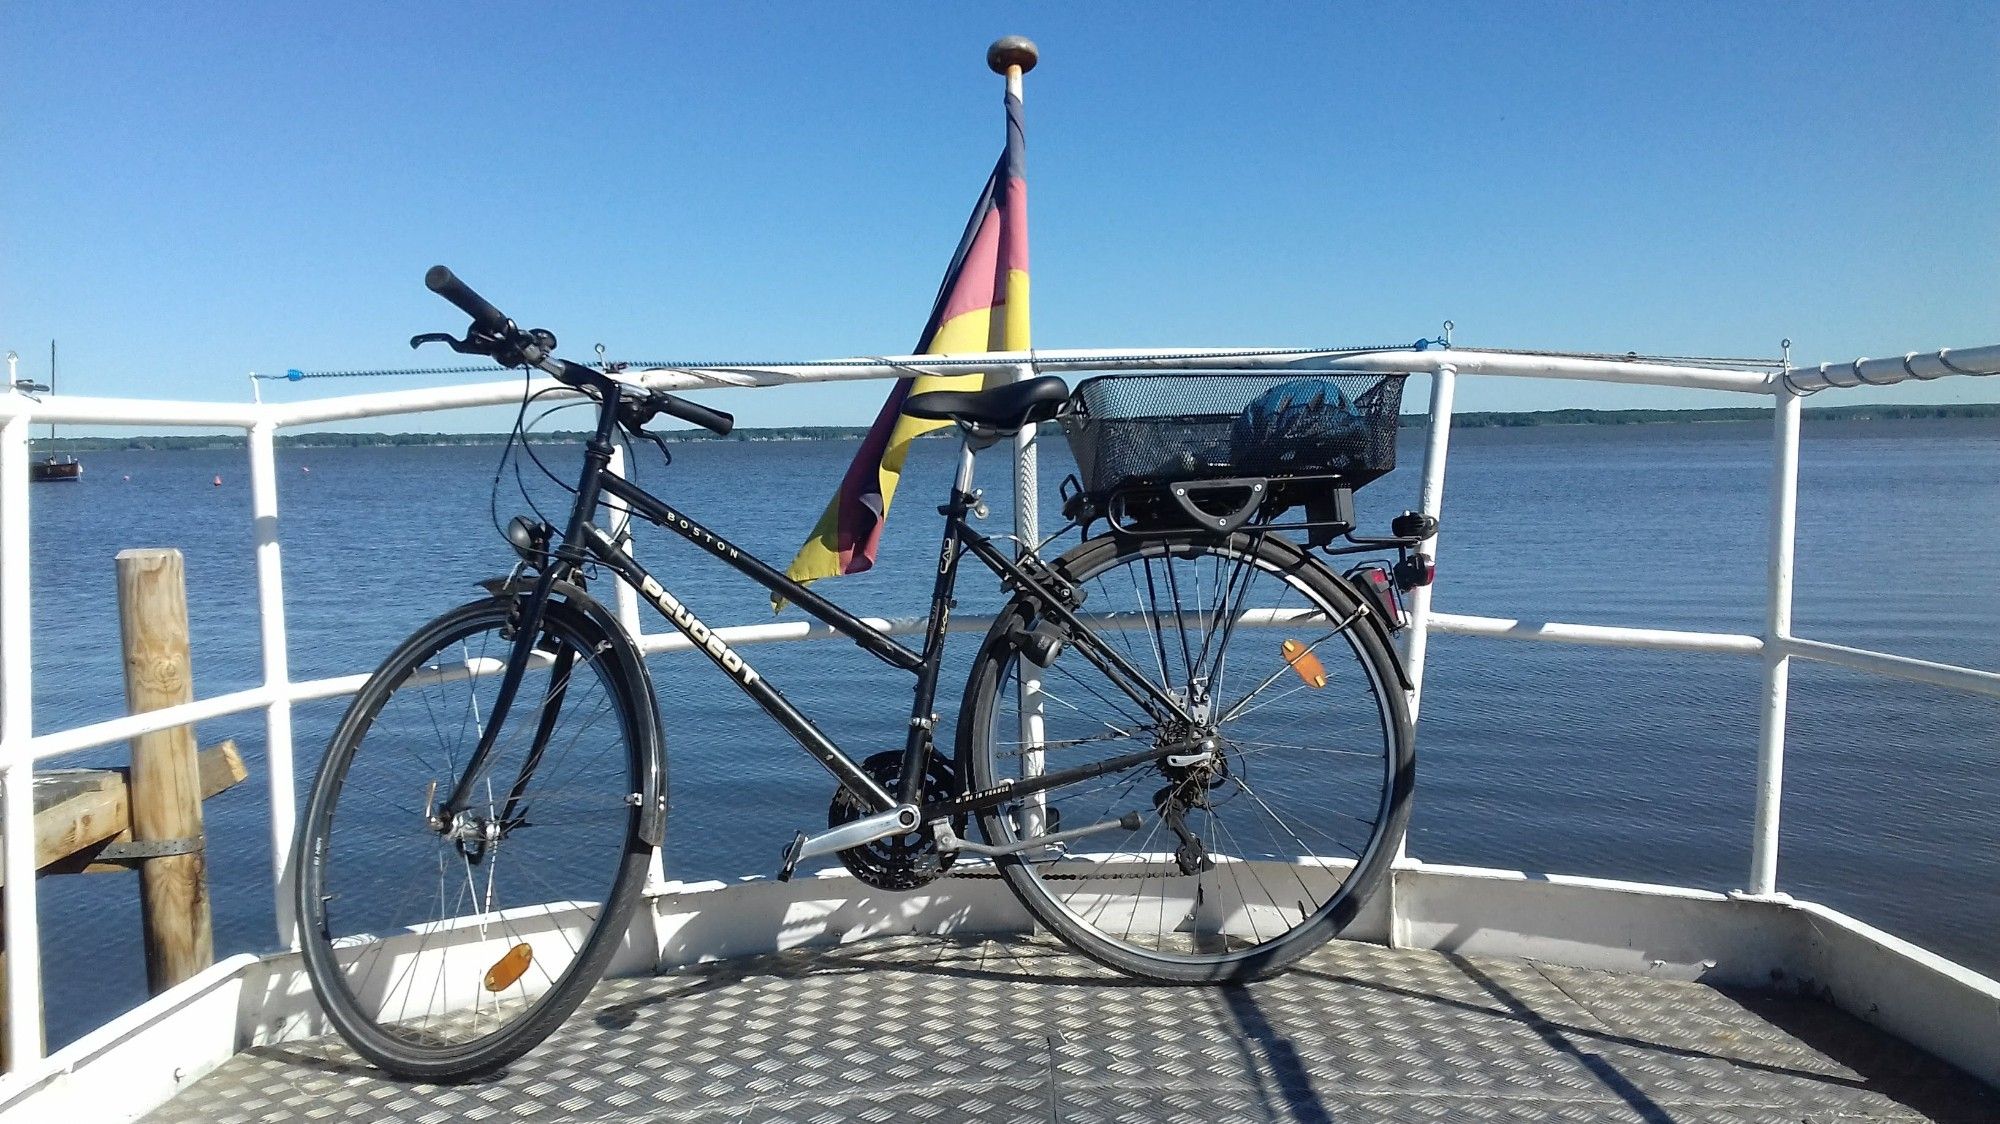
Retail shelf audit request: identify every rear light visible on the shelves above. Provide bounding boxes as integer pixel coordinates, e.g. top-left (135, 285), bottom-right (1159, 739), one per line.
top-left (1343, 562), bottom-right (1407, 631)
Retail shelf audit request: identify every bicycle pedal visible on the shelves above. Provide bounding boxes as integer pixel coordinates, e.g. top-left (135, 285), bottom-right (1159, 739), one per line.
top-left (777, 830), bottom-right (808, 882)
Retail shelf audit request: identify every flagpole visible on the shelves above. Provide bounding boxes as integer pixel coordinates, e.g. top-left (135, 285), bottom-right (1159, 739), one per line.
top-left (987, 36), bottom-right (1038, 555)
top-left (989, 35), bottom-right (1049, 840)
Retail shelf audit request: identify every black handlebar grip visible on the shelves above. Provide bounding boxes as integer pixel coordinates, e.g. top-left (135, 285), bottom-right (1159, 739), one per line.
top-left (424, 265), bottom-right (509, 328)
top-left (657, 392), bottom-right (735, 436)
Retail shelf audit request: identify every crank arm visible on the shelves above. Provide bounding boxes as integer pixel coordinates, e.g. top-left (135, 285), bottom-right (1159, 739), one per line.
top-left (777, 803), bottom-right (921, 881)
top-left (934, 812), bottom-right (1142, 858)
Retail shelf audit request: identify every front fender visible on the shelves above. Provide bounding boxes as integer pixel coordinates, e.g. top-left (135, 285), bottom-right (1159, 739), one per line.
top-left (479, 575), bottom-right (669, 847)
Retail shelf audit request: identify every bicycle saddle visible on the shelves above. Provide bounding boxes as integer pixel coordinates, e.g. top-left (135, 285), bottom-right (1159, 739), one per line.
top-left (905, 375), bottom-right (1070, 433)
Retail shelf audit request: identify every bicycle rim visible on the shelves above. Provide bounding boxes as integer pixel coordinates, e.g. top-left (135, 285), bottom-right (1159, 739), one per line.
top-left (965, 532), bottom-right (1411, 980)
top-left (298, 598), bottom-right (652, 1076)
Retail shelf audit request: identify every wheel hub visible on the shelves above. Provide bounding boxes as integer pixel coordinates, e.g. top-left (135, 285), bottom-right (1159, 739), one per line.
top-left (438, 810), bottom-right (503, 862)
top-left (1157, 721), bottom-right (1230, 789)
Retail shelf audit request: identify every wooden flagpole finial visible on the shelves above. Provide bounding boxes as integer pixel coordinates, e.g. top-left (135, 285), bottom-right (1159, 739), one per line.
top-left (987, 36), bottom-right (1039, 76)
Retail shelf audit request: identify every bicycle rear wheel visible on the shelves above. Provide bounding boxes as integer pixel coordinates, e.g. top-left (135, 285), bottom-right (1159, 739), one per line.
top-left (960, 530), bottom-right (1412, 981)
top-left (296, 596), bottom-right (657, 1079)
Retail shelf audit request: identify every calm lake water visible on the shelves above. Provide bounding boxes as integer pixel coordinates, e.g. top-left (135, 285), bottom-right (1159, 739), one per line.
top-left (20, 416), bottom-right (2000, 1048)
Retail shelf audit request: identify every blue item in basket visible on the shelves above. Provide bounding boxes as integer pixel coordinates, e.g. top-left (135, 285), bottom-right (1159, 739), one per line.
top-left (1229, 379), bottom-right (1364, 473)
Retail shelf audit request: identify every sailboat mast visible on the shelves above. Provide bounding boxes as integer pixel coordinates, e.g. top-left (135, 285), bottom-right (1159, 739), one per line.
top-left (48, 340), bottom-right (57, 442)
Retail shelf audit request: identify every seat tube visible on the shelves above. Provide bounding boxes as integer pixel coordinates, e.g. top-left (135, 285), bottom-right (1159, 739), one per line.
top-left (895, 436), bottom-right (981, 805)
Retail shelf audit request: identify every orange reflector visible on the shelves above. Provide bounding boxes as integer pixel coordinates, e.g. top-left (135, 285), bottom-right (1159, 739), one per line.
top-left (1281, 639), bottom-right (1327, 689)
top-left (484, 943), bottom-right (534, 992)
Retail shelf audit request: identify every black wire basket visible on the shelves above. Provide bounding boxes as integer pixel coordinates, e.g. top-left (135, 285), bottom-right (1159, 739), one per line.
top-left (1061, 372), bottom-right (1407, 502)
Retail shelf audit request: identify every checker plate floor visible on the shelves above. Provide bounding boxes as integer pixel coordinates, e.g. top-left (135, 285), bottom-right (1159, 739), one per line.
top-left (144, 936), bottom-right (1996, 1123)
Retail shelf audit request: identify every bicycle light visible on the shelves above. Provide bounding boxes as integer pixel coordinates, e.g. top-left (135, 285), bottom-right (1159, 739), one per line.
top-left (506, 516), bottom-right (554, 566)
top-left (1345, 562), bottom-right (1409, 631)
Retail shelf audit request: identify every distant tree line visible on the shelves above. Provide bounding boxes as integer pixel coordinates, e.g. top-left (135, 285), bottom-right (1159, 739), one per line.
top-left (33, 425), bottom-right (892, 452)
top-left (1433, 402), bottom-right (2000, 428)
top-left (28, 402), bottom-right (2000, 452)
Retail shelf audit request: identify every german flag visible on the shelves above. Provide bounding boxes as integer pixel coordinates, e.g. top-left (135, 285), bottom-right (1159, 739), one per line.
top-left (779, 92), bottom-right (1029, 604)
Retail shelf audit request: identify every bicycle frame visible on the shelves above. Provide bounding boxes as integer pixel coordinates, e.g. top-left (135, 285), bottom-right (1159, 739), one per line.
top-left (441, 378), bottom-right (1198, 838)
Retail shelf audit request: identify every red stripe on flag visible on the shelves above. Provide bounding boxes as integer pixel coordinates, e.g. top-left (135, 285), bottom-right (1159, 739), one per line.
top-left (1000, 175), bottom-right (1028, 277)
top-left (934, 200), bottom-right (1006, 328)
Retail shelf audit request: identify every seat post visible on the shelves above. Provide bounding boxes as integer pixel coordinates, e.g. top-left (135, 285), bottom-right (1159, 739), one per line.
top-left (952, 437), bottom-right (978, 496)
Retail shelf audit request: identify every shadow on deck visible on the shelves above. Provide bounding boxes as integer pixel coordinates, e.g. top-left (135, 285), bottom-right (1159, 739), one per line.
top-left (145, 936), bottom-right (1995, 1123)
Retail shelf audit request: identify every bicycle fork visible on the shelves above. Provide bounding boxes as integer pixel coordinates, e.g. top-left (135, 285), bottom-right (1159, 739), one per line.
top-left (438, 409), bottom-right (625, 834)
top-left (431, 569), bottom-right (570, 845)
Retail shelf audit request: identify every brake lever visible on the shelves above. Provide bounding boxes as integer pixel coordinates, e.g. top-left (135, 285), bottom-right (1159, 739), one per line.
top-left (616, 392), bottom-right (676, 466)
top-left (630, 421), bottom-right (674, 466)
top-left (409, 331), bottom-right (492, 356)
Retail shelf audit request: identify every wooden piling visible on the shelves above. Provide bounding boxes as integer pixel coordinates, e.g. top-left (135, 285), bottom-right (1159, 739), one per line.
top-left (115, 548), bottom-right (214, 993)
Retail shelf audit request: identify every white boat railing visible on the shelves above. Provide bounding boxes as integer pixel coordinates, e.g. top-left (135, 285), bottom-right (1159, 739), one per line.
top-left (0, 340), bottom-right (1996, 1080)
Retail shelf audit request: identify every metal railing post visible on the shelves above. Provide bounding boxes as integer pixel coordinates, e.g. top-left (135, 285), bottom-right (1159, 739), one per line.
top-left (248, 421), bottom-right (300, 946)
top-left (1749, 386), bottom-right (1801, 895)
top-left (604, 446), bottom-right (644, 639)
top-left (603, 447), bottom-right (668, 890)
top-left (1011, 363), bottom-right (1047, 836)
top-left (1, 413), bottom-right (45, 1069)
top-left (1394, 365), bottom-right (1456, 876)
top-left (1401, 365), bottom-right (1457, 719)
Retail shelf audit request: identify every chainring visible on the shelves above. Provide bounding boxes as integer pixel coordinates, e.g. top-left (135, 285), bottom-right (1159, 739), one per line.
top-left (827, 749), bottom-right (963, 892)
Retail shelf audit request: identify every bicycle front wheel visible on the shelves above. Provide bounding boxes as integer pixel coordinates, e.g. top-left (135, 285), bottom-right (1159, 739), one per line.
top-left (961, 530), bottom-right (1412, 982)
top-left (296, 596), bottom-right (657, 1079)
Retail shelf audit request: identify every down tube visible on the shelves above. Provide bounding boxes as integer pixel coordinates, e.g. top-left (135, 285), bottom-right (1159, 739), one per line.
top-left (580, 524), bottom-right (896, 812)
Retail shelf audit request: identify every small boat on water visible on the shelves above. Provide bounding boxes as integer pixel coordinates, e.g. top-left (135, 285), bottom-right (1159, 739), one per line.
top-left (24, 342), bottom-right (81, 483)
top-left (30, 455), bottom-right (80, 482)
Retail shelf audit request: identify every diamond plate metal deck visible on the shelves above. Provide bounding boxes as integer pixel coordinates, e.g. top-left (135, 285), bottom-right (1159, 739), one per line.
top-left (145, 936), bottom-right (1996, 1123)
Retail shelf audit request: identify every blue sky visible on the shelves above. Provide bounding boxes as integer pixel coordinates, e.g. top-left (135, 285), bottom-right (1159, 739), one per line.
top-left (4, 3), bottom-right (1995, 431)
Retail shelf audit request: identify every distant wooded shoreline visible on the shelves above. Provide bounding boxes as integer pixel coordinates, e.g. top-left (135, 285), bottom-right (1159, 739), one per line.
top-left (31, 402), bottom-right (2000, 452)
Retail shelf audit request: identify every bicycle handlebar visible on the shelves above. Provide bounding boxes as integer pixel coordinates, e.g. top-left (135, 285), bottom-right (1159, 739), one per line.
top-left (420, 266), bottom-right (736, 438)
top-left (651, 391), bottom-right (735, 436)
top-left (424, 265), bottom-right (509, 329)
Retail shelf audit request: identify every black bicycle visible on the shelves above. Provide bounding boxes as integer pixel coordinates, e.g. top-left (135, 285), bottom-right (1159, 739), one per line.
top-left (294, 267), bottom-right (1432, 1078)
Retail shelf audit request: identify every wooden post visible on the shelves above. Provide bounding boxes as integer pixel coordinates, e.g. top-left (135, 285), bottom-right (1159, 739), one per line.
top-left (115, 549), bottom-right (214, 992)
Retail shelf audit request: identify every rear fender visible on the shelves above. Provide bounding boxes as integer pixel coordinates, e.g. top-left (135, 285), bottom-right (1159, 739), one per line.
top-left (480, 576), bottom-right (669, 847)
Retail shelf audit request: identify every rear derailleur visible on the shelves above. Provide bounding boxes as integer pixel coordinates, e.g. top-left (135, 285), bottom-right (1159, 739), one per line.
top-left (1154, 781), bottom-right (1218, 876)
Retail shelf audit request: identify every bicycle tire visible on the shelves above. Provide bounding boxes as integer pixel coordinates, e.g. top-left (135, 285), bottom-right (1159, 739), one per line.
top-left (295, 595), bottom-right (658, 1079)
top-left (959, 530), bottom-right (1412, 982)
